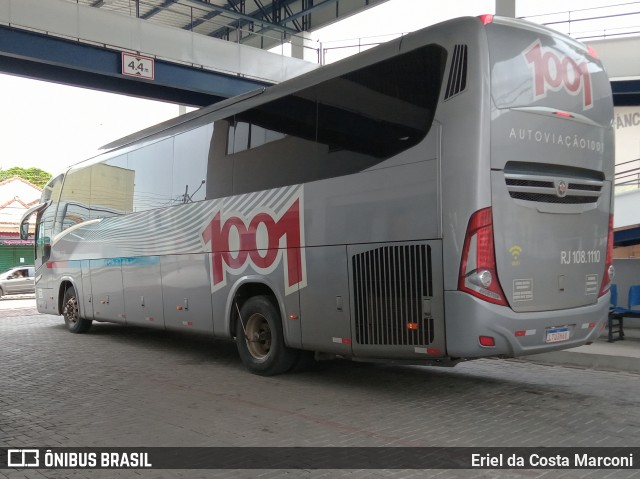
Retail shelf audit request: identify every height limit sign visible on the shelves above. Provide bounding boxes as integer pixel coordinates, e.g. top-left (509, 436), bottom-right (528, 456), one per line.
top-left (122, 53), bottom-right (154, 80)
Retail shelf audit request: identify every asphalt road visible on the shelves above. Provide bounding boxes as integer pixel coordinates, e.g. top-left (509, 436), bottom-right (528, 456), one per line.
top-left (1, 301), bottom-right (639, 479)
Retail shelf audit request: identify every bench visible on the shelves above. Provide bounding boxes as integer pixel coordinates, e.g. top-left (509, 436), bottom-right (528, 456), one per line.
top-left (609, 284), bottom-right (640, 342)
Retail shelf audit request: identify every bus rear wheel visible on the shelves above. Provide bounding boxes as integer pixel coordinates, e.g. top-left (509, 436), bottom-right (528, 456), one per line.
top-left (63, 286), bottom-right (92, 334)
top-left (235, 295), bottom-right (298, 376)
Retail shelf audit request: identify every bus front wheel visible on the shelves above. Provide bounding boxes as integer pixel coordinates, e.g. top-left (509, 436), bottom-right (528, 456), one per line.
top-left (63, 286), bottom-right (92, 334)
top-left (235, 295), bottom-right (298, 376)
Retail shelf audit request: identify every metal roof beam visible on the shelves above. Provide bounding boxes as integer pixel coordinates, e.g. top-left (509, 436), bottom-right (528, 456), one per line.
top-left (207, 0), bottom-right (302, 39)
top-left (140, 0), bottom-right (175, 20)
top-left (252, 0), bottom-right (271, 22)
top-left (241, 0), bottom-right (336, 42)
top-left (277, 0), bottom-right (337, 26)
top-left (182, 0), bottom-right (246, 31)
top-left (177, 0), bottom-right (299, 34)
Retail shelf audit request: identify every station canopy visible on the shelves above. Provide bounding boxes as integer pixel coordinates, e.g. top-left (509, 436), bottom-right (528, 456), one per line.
top-left (79, 0), bottom-right (388, 49)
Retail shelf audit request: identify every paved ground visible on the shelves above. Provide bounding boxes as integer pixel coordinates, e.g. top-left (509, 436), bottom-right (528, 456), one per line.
top-left (1, 300), bottom-right (640, 479)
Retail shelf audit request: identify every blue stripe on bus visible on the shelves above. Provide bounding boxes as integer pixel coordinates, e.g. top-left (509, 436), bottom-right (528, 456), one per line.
top-left (93, 257), bottom-right (162, 268)
top-left (47, 257), bottom-right (161, 269)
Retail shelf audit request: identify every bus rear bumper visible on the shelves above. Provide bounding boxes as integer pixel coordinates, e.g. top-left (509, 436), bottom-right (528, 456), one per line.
top-left (444, 291), bottom-right (609, 358)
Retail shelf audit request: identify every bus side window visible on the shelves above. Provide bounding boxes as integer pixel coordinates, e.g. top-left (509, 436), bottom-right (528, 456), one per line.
top-left (35, 210), bottom-right (55, 262)
top-left (61, 203), bottom-right (91, 231)
top-left (230, 93), bottom-right (319, 195)
top-left (207, 119), bottom-right (235, 200)
top-left (91, 156), bottom-right (135, 216)
top-left (128, 139), bottom-right (173, 212)
top-left (173, 124), bottom-right (212, 204)
top-left (226, 44), bottom-right (446, 196)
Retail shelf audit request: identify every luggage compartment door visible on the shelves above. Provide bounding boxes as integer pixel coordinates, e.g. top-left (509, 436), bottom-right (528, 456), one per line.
top-left (299, 245), bottom-right (351, 355)
top-left (123, 257), bottom-right (164, 329)
top-left (161, 254), bottom-right (213, 334)
top-left (90, 259), bottom-right (125, 323)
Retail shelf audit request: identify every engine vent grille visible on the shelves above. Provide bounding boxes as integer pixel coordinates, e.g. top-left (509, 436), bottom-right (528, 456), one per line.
top-left (352, 245), bottom-right (433, 346)
top-left (445, 44), bottom-right (468, 100)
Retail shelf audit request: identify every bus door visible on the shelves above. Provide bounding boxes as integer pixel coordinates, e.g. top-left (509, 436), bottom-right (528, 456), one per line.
top-left (20, 201), bottom-right (58, 314)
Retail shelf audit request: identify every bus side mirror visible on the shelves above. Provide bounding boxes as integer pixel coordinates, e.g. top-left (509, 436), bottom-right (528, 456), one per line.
top-left (20, 221), bottom-right (29, 240)
top-left (20, 201), bottom-right (50, 240)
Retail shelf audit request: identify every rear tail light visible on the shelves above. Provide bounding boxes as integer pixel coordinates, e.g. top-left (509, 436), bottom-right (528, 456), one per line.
top-left (598, 214), bottom-right (615, 297)
top-left (458, 208), bottom-right (508, 306)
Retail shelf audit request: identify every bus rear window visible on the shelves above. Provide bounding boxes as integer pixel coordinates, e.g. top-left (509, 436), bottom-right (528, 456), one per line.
top-left (486, 21), bottom-right (610, 121)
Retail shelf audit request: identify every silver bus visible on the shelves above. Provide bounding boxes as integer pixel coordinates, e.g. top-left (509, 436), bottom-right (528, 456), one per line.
top-left (22, 15), bottom-right (615, 375)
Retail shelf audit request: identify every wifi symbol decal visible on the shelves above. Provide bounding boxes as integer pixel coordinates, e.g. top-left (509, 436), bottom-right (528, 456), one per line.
top-left (509, 245), bottom-right (523, 265)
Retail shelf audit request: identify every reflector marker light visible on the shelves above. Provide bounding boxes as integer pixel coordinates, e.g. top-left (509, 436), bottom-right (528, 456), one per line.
top-left (332, 337), bottom-right (352, 345)
top-left (581, 322), bottom-right (596, 329)
top-left (407, 322), bottom-right (419, 330)
top-left (587, 45), bottom-right (600, 59)
top-left (479, 14), bottom-right (494, 25)
top-left (515, 329), bottom-right (537, 337)
top-left (414, 347), bottom-right (442, 356)
top-left (479, 336), bottom-right (495, 347)
top-left (145, 317), bottom-right (155, 322)
top-left (182, 321), bottom-right (193, 327)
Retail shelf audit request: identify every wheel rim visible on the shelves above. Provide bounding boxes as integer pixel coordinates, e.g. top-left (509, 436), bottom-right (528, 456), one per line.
top-left (244, 313), bottom-right (272, 361)
top-left (64, 295), bottom-right (79, 326)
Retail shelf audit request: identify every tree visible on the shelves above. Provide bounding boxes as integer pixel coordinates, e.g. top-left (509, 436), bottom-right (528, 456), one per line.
top-left (0, 167), bottom-right (52, 189)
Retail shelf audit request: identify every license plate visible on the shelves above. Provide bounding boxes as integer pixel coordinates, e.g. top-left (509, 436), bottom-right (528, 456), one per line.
top-left (546, 327), bottom-right (570, 343)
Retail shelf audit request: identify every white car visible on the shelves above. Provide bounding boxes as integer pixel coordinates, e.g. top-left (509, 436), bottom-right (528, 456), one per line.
top-left (0, 266), bottom-right (35, 298)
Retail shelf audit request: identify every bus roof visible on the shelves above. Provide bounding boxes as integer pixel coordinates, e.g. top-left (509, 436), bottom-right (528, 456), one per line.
top-left (90, 16), bottom-right (486, 160)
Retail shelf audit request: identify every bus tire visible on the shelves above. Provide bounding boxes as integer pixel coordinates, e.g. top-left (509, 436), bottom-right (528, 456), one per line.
top-left (63, 286), bottom-right (92, 334)
top-left (235, 295), bottom-right (298, 376)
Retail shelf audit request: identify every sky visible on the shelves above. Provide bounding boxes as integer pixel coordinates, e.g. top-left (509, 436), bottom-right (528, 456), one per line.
top-left (0, 74), bottom-right (183, 176)
top-left (0, 0), bottom-right (636, 177)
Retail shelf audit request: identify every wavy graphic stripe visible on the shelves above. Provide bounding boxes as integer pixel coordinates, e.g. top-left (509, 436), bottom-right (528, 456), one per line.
top-left (56, 187), bottom-right (302, 259)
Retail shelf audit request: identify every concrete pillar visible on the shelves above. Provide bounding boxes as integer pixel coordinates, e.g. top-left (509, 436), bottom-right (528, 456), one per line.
top-left (495, 0), bottom-right (516, 17)
top-left (291, 31), bottom-right (318, 63)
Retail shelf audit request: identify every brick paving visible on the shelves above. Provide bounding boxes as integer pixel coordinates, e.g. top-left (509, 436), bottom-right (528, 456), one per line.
top-left (1, 308), bottom-right (640, 479)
